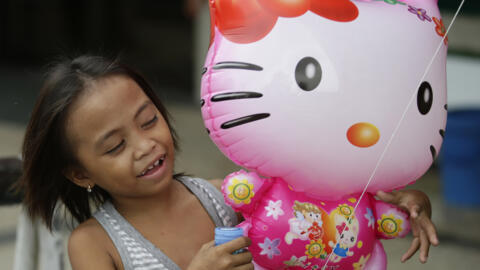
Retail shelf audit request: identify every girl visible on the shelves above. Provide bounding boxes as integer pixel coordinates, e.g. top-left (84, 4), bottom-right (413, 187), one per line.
top-left (18, 55), bottom-right (438, 269)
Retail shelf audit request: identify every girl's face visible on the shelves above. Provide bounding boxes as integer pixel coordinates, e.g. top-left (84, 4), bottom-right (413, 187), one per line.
top-left (65, 75), bottom-right (175, 199)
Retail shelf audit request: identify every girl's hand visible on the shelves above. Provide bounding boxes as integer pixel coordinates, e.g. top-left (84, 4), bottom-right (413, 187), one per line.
top-left (187, 237), bottom-right (254, 270)
top-left (376, 189), bottom-right (439, 264)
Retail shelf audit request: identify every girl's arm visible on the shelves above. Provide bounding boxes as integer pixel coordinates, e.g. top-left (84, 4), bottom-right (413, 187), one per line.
top-left (376, 189), bottom-right (439, 263)
top-left (68, 222), bottom-right (116, 270)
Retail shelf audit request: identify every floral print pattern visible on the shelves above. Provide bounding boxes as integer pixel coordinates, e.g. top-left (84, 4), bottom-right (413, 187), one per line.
top-left (408, 5), bottom-right (432, 22)
top-left (227, 178), bottom-right (255, 204)
top-left (377, 213), bottom-right (404, 237)
top-left (353, 254), bottom-right (371, 270)
top-left (364, 208), bottom-right (375, 229)
top-left (375, 0), bottom-right (406, 5)
top-left (259, 237), bottom-right (281, 259)
top-left (433, 17), bottom-right (448, 45)
top-left (265, 200), bottom-right (285, 220)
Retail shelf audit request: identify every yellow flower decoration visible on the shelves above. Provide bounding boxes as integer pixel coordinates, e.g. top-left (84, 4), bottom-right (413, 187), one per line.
top-left (377, 214), bottom-right (403, 237)
top-left (227, 178), bottom-right (255, 204)
top-left (353, 254), bottom-right (371, 270)
top-left (338, 204), bottom-right (354, 218)
top-left (348, 198), bottom-right (357, 203)
top-left (357, 241), bottom-right (363, 249)
top-left (305, 241), bottom-right (326, 259)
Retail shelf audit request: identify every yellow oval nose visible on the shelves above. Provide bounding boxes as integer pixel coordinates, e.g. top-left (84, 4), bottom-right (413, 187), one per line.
top-left (347, 122), bottom-right (380, 148)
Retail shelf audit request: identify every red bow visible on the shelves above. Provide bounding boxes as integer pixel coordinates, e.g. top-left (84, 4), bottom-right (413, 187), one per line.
top-left (211, 0), bottom-right (359, 44)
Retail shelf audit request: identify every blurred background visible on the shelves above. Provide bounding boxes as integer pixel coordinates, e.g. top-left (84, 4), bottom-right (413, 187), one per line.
top-left (1, 0), bottom-right (479, 269)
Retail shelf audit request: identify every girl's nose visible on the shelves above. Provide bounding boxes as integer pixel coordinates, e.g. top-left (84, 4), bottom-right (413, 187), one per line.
top-left (347, 122), bottom-right (380, 148)
top-left (134, 138), bottom-right (156, 160)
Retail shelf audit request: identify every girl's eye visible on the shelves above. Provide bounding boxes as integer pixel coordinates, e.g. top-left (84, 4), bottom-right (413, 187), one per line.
top-left (142, 115), bottom-right (158, 128)
top-left (106, 140), bottom-right (125, 154)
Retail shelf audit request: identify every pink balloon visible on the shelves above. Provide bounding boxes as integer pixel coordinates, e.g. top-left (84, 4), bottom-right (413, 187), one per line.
top-left (202, 0), bottom-right (446, 269)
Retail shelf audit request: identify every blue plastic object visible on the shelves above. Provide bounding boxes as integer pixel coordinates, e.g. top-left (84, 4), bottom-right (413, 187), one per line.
top-left (215, 227), bottom-right (245, 254)
top-left (440, 110), bottom-right (480, 207)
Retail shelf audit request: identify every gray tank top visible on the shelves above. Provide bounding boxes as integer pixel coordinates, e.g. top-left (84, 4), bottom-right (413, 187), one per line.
top-left (93, 176), bottom-right (237, 270)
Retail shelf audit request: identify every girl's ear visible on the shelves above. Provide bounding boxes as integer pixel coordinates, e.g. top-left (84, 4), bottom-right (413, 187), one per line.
top-left (64, 167), bottom-right (92, 188)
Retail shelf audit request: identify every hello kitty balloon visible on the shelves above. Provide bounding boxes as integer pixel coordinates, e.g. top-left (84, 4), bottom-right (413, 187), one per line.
top-left (201, 0), bottom-right (447, 269)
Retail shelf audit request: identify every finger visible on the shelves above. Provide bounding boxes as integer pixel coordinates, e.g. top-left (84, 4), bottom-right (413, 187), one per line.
top-left (410, 220), bottom-right (420, 238)
top-left (419, 230), bottom-right (430, 263)
top-left (376, 190), bottom-right (398, 204)
top-left (233, 262), bottom-right (255, 270)
top-left (219, 237), bottom-right (252, 254)
top-left (201, 240), bottom-right (215, 250)
top-left (401, 237), bottom-right (420, 262)
top-left (231, 251), bottom-right (253, 265)
top-left (418, 216), bottom-right (439, 246)
top-left (407, 203), bottom-right (421, 219)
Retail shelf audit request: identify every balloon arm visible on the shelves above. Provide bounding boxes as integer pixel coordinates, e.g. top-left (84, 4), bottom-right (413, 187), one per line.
top-left (372, 198), bottom-right (411, 239)
top-left (237, 220), bottom-right (253, 236)
top-left (221, 170), bottom-right (274, 215)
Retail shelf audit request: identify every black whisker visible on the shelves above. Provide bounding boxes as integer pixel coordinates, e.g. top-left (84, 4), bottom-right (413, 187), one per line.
top-left (439, 129), bottom-right (445, 138)
top-left (202, 67), bottom-right (207, 75)
top-left (221, 113), bottom-right (270, 129)
top-left (211, 92), bottom-right (263, 102)
top-left (430, 145), bottom-right (437, 160)
top-left (213, 61), bottom-right (263, 71)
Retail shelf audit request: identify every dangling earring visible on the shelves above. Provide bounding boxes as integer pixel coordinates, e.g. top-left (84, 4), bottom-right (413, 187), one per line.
top-left (87, 184), bottom-right (92, 193)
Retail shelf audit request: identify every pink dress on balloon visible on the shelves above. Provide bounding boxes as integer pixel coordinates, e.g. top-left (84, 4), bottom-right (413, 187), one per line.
top-left (201, 0), bottom-right (447, 269)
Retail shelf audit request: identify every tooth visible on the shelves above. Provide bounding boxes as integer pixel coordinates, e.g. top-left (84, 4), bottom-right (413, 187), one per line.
top-left (154, 160), bottom-right (159, 166)
top-left (148, 165), bottom-right (154, 170)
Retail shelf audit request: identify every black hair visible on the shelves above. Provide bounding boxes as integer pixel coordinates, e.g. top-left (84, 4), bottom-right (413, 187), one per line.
top-left (18, 55), bottom-right (179, 230)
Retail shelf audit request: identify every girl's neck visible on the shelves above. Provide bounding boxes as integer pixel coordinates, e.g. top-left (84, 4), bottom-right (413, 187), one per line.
top-left (110, 176), bottom-right (182, 221)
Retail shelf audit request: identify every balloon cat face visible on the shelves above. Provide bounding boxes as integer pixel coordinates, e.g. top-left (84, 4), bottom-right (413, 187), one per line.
top-left (201, 0), bottom-right (447, 199)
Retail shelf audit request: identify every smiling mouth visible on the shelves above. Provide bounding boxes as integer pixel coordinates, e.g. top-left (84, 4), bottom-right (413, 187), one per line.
top-left (138, 155), bottom-right (166, 177)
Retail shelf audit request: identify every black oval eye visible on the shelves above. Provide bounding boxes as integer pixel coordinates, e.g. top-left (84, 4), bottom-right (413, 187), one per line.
top-left (417, 81), bottom-right (433, 115)
top-left (295, 57), bottom-right (322, 91)
top-left (350, 237), bottom-right (355, 242)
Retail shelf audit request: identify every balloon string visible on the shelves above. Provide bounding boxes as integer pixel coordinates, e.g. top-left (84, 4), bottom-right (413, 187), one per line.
top-left (322, 1), bottom-right (465, 269)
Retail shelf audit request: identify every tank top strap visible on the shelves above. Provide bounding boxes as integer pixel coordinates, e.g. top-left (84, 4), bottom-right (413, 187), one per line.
top-left (176, 176), bottom-right (237, 227)
top-left (93, 201), bottom-right (180, 270)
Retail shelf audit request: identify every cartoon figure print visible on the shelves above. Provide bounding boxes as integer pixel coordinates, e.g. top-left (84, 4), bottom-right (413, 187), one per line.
top-left (285, 201), bottom-right (325, 245)
top-left (328, 206), bottom-right (360, 263)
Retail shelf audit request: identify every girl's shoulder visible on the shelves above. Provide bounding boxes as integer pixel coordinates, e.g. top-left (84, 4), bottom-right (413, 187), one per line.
top-left (207, 178), bottom-right (223, 191)
top-left (68, 218), bottom-right (121, 269)
top-left (69, 218), bottom-right (106, 243)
